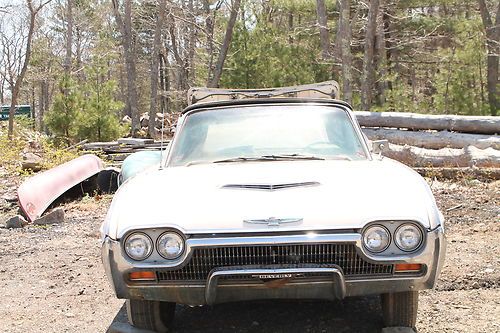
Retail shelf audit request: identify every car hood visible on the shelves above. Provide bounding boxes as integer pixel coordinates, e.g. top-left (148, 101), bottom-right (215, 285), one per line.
top-left (103, 159), bottom-right (441, 239)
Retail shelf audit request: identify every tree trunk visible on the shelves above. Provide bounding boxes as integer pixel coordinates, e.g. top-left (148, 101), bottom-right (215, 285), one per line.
top-left (38, 80), bottom-right (45, 131)
top-left (0, 75), bottom-right (4, 104)
top-left (75, 26), bottom-right (83, 82)
top-left (148, 0), bottom-right (165, 138)
top-left (208, 0), bottom-right (241, 88)
top-left (338, 0), bottom-right (352, 104)
top-left (169, 23), bottom-right (188, 90)
top-left (64, 0), bottom-right (73, 77)
top-left (355, 111), bottom-right (500, 134)
top-left (360, 0), bottom-right (379, 110)
top-left (374, 7), bottom-right (387, 105)
top-left (112, 0), bottom-right (140, 135)
top-left (363, 127), bottom-right (500, 150)
top-left (477, 0), bottom-right (499, 116)
top-left (381, 4), bottom-right (394, 91)
top-left (316, 0), bottom-right (330, 60)
top-left (8, 0), bottom-right (42, 139)
top-left (187, 0), bottom-right (197, 85)
top-left (159, 52), bottom-right (168, 115)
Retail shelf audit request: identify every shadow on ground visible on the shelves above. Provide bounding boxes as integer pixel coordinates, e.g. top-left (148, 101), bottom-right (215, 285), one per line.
top-left (108, 296), bottom-right (384, 333)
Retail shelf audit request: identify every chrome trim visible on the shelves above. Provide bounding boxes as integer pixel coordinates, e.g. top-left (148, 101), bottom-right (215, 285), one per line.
top-left (123, 232), bottom-right (154, 261)
top-left (243, 217), bottom-right (303, 226)
top-left (121, 232), bottom-right (360, 269)
top-left (156, 231), bottom-right (185, 260)
top-left (101, 226), bottom-right (445, 304)
top-left (362, 224), bottom-right (391, 253)
top-left (205, 266), bottom-right (346, 305)
top-left (221, 182), bottom-right (320, 191)
top-left (394, 223), bottom-right (424, 252)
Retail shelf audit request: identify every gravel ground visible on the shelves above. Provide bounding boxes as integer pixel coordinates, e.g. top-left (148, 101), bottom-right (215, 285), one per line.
top-left (0, 176), bottom-right (498, 333)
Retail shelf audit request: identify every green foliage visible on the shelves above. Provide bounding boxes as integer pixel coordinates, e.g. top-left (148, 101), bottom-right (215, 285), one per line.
top-left (221, 22), bottom-right (331, 89)
top-left (433, 20), bottom-right (489, 115)
top-left (76, 59), bottom-right (126, 142)
top-left (44, 59), bottom-right (126, 143)
top-left (44, 75), bottom-right (83, 143)
top-left (372, 9), bottom-right (489, 115)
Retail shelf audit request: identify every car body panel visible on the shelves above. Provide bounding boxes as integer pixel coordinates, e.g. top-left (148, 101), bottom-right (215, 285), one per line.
top-left (104, 157), bottom-right (440, 240)
top-left (100, 94), bottom-right (446, 308)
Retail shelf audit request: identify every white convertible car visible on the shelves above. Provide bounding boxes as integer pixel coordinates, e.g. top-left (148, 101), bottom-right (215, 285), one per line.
top-left (101, 81), bottom-right (446, 332)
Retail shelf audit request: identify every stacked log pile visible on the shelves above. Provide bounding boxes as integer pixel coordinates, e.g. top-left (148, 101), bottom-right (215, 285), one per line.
top-left (82, 138), bottom-right (169, 163)
top-left (355, 111), bottom-right (500, 176)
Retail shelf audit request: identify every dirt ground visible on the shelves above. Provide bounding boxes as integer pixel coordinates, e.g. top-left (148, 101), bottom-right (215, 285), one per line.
top-left (0, 174), bottom-right (498, 333)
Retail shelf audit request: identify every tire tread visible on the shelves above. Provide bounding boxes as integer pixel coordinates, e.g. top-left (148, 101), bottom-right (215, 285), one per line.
top-left (381, 291), bottom-right (418, 328)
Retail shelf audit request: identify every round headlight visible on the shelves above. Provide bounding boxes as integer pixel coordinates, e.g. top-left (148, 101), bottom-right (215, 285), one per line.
top-left (157, 232), bottom-right (184, 259)
top-left (363, 225), bottom-right (390, 253)
top-left (395, 223), bottom-right (423, 252)
top-left (124, 232), bottom-right (153, 261)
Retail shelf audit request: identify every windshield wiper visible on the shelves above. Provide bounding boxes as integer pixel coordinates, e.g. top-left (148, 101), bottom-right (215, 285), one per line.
top-left (213, 156), bottom-right (265, 163)
top-left (213, 154), bottom-right (325, 164)
top-left (261, 154), bottom-right (325, 161)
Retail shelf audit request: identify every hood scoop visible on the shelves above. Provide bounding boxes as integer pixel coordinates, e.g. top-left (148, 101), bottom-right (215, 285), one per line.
top-left (221, 181), bottom-right (320, 191)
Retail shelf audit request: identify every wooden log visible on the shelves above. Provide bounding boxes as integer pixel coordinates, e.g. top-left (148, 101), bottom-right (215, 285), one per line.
top-left (363, 128), bottom-right (500, 150)
top-left (82, 141), bottom-right (119, 150)
top-left (383, 144), bottom-right (500, 168)
top-left (355, 111), bottom-right (500, 134)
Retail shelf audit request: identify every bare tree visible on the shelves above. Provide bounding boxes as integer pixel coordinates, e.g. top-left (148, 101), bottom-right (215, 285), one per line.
top-left (316, 0), bottom-right (330, 60)
top-left (148, 0), bottom-right (166, 138)
top-left (208, 0), bottom-right (241, 88)
top-left (3, 0), bottom-right (51, 139)
top-left (477, 0), bottom-right (499, 116)
top-left (112, 0), bottom-right (140, 135)
top-left (338, 0), bottom-right (352, 104)
top-left (361, 0), bottom-right (380, 110)
top-left (64, 0), bottom-right (72, 76)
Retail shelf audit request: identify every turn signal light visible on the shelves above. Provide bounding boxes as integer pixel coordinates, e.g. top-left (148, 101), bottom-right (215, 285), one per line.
top-left (395, 263), bottom-right (422, 272)
top-left (129, 271), bottom-right (156, 281)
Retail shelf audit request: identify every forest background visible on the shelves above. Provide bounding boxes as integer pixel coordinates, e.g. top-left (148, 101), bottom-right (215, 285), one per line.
top-left (0, 0), bottom-right (498, 143)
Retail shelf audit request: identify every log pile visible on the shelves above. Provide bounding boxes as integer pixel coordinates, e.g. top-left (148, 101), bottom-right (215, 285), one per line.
top-left (355, 111), bottom-right (500, 173)
top-left (82, 138), bottom-right (169, 163)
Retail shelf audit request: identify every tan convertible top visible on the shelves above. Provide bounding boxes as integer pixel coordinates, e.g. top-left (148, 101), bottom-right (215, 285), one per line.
top-left (187, 81), bottom-right (340, 105)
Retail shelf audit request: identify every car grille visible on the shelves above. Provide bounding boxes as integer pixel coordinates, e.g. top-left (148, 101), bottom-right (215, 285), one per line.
top-left (156, 244), bottom-right (393, 282)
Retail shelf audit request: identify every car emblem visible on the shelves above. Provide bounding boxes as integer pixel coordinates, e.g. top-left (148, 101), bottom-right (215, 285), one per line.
top-left (243, 217), bottom-right (303, 227)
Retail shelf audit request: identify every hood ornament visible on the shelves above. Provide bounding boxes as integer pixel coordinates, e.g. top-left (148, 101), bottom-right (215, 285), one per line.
top-left (244, 217), bottom-right (303, 227)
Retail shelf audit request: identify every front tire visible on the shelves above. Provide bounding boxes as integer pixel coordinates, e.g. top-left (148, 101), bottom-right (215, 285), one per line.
top-left (126, 299), bottom-right (176, 332)
top-left (381, 291), bottom-right (418, 328)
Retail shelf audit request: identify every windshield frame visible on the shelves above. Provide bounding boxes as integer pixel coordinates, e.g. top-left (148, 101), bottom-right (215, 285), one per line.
top-left (164, 101), bottom-right (372, 167)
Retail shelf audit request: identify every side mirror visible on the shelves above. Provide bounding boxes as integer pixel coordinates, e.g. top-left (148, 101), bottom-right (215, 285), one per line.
top-left (371, 140), bottom-right (389, 155)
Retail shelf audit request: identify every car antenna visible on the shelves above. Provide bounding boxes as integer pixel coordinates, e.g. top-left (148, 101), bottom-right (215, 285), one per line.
top-left (158, 96), bottom-right (166, 170)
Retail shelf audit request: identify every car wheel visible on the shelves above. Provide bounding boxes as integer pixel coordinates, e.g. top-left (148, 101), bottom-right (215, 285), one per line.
top-left (126, 299), bottom-right (176, 332)
top-left (381, 291), bottom-right (418, 328)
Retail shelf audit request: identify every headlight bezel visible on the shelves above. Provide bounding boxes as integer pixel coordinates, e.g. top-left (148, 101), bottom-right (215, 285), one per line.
top-left (361, 221), bottom-right (426, 255)
top-left (156, 231), bottom-right (185, 260)
top-left (394, 223), bottom-right (424, 252)
top-left (362, 224), bottom-right (391, 253)
top-left (124, 232), bottom-right (154, 261)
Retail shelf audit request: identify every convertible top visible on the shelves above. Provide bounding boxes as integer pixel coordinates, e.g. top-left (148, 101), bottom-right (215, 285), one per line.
top-left (187, 81), bottom-right (340, 105)
top-left (183, 81), bottom-right (352, 115)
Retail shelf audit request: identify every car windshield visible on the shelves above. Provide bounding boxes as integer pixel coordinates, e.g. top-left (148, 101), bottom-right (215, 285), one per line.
top-left (167, 104), bottom-right (367, 167)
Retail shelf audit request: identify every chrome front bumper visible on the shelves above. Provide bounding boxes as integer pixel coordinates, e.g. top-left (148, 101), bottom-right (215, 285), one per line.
top-left (101, 227), bottom-right (446, 305)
